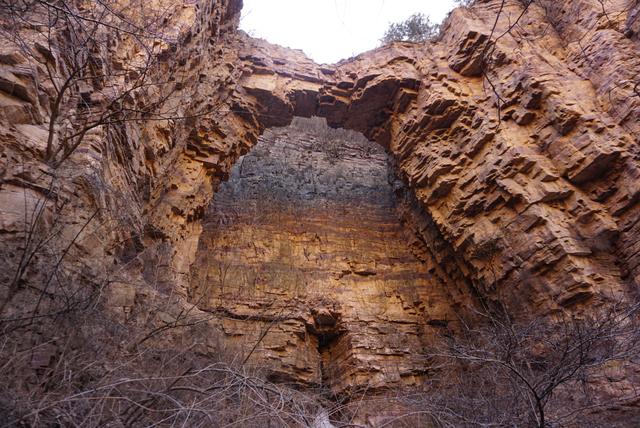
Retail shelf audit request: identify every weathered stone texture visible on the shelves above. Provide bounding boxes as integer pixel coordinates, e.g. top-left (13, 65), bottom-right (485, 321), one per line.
top-left (224, 1), bottom-right (638, 316)
top-left (0, 0), bottom-right (638, 408)
top-left (189, 120), bottom-right (462, 392)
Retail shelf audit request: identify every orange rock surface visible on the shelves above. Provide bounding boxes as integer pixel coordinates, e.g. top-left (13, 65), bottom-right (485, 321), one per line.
top-left (0, 0), bottom-right (639, 417)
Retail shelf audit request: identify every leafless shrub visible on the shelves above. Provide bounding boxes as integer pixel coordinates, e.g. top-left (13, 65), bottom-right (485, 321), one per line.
top-left (0, 322), bottom-right (332, 426)
top-left (0, 168), bottom-right (336, 426)
top-left (0, 176), bottom-right (104, 330)
top-left (482, 0), bottom-right (640, 122)
top-left (0, 0), bottom-right (200, 168)
top-left (381, 302), bottom-right (640, 428)
top-left (0, 247), bottom-right (333, 427)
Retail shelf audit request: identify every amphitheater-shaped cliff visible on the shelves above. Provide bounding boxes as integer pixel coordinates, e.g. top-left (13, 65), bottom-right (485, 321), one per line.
top-left (0, 0), bottom-right (639, 426)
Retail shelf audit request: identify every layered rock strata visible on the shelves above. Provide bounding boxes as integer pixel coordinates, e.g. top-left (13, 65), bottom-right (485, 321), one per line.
top-left (190, 119), bottom-right (461, 392)
top-left (0, 0), bottom-right (639, 410)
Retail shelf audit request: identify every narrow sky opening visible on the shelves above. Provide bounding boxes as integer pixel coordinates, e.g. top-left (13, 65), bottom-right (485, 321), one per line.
top-left (240, 0), bottom-right (457, 64)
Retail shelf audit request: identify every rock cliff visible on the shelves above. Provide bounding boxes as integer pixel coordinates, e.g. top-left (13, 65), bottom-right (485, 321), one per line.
top-left (190, 118), bottom-right (463, 392)
top-left (1, 0), bottom-right (639, 425)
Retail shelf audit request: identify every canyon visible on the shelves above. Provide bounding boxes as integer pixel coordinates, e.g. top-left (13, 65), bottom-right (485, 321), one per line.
top-left (0, 0), bottom-right (639, 426)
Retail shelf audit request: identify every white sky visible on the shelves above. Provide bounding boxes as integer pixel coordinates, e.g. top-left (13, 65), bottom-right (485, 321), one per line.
top-left (240, 0), bottom-right (457, 64)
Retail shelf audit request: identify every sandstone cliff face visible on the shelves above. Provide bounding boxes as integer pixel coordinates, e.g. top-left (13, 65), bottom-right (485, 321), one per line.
top-left (189, 119), bottom-right (463, 392)
top-left (234, 0), bottom-right (640, 315)
top-left (231, 22), bottom-right (635, 318)
top-left (0, 0), bottom-right (639, 424)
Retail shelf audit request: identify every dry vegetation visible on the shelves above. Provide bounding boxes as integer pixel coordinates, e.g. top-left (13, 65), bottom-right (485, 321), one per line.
top-left (1, 0), bottom-right (640, 427)
top-left (2, 168), bottom-right (637, 426)
top-left (0, 0), bottom-right (203, 168)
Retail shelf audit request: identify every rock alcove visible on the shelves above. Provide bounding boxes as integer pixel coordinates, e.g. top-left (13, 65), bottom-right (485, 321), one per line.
top-left (189, 117), bottom-right (456, 392)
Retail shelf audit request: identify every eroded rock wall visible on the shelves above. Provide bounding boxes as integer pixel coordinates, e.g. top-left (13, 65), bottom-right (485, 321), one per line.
top-left (189, 119), bottom-right (464, 392)
top-left (0, 0), bottom-right (638, 406)
top-left (231, 0), bottom-right (639, 316)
